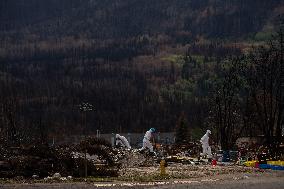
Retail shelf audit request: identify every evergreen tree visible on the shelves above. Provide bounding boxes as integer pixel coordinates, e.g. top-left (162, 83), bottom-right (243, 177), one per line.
top-left (175, 112), bottom-right (190, 144)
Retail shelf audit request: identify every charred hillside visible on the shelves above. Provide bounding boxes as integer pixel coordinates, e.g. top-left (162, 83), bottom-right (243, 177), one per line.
top-left (0, 0), bottom-right (283, 143)
top-left (0, 0), bottom-right (283, 40)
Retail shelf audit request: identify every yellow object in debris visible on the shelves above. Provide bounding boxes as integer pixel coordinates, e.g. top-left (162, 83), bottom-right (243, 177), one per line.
top-left (160, 159), bottom-right (166, 176)
top-left (268, 161), bottom-right (284, 166)
top-left (243, 160), bottom-right (257, 167)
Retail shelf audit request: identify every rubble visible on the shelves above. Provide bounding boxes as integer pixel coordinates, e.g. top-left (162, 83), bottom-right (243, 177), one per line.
top-left (115, 149), bottom-right (156, 169)
top-left (0, 136), bottom-right (282, 182)
top-left (43, 176), bottom-right (53, 181)
top-left (112, 141), bottom-right (276, 182)
top-left (53, 173), bottom-right (61, 179)
top-left (0, 137), bottom-right (119, 179)
top-left (32, 174), bottom-right (39, 179)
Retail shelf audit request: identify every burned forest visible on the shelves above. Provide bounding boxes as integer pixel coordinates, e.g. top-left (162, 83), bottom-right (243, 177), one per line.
top-left (0, 0), bottom-right (284, 187)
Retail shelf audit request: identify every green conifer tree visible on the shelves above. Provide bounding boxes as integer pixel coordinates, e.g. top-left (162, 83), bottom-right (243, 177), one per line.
top-left (175, 112), bottom-right (190, 144)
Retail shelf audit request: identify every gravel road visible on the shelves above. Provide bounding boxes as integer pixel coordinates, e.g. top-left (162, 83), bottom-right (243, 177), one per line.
top-left (1, 171), bottom-right (284, 189)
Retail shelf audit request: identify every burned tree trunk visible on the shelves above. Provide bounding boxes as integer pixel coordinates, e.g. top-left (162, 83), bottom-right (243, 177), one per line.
top-left (212, 57), bottom-right (246, 150)
top-left (247, 28), bottom-right (284, 152)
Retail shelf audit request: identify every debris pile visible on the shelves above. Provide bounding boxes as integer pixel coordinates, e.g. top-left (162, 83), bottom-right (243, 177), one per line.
top-left (123, 151), bottom-right (156, 168)
top-left (113, 148), bottom-right (157, 178)
top-left (167, 142), bottom-right (201, 157)
top-left (1, 133), bottom-right (283, 181)
top-left (0, 137), bottom-right (119, 178)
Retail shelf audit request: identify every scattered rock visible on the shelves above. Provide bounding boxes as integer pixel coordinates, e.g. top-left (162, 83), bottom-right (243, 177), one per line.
top-left (53, 173), bottom-right (61, 179)
top-left (243, 175), bottom-right (249, 179)
top-left (43, 176), bottom-right (52, 181)
top-left (60, 177), bottom-right (67, 181)
top-left (32, 174), bottom-right (39, 179)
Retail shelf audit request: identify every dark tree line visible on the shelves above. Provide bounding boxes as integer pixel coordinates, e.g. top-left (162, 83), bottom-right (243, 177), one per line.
top-left (210, 29), bottom-right (284, 151)
top-left (0, 0), bottom-right (281, 46)
top-left (0, 36), bottom-right (247, 145)
top-left (0, 0), bottom-right (283, 147)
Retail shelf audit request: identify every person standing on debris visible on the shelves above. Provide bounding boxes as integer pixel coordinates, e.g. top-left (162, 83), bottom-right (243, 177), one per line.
top-left (116, 134), bottom-right (131, 149)
top-left (139, 128), bottom-right (156, 155)
top-left (200, 130), bottom-right (212, 159)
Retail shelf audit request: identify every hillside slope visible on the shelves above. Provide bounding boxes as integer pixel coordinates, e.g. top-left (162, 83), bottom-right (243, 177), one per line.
top-left (0, 0), bottom-right (283, 42)
top-left (0, 0), bottom-right (283, 139)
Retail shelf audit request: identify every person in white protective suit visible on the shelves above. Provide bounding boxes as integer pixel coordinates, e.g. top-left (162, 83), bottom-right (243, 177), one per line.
top-left (115, 134), bottom-right (131, 149)
top-left (139, 128), bottom-right (156, 155)
top-left (200, 130), bottom-right (212, 158)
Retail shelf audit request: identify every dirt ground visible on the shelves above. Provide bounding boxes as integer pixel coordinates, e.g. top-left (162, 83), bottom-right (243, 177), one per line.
top-left (1, 164), bottom-right (284, 189)
top-left (1, 170), bottom-right (284, 189)
top-left (118, 162), bottom-right (265, 181)
top-left (1, 148), bottom-right (283, 188)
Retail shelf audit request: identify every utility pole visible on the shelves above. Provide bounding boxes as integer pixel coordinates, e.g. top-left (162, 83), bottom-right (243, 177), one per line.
top-left (79, 102), bottom-right (94, 178)
top-left (280, 24), bottom-right (284, 138)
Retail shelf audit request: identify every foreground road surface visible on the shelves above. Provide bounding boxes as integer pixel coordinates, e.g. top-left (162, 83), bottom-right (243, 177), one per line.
top-left (1, 172), bottom-right (284, 189)
top-left (159, 175), bottom-right (284, 189)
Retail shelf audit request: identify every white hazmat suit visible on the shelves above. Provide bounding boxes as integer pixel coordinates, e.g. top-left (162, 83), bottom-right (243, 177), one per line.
top-left (139, 128), bottom-right (155, 154)
top-left (116, 134), bottom-right (131, 149)
top-left (200, 130), bottom-right (212, 158)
